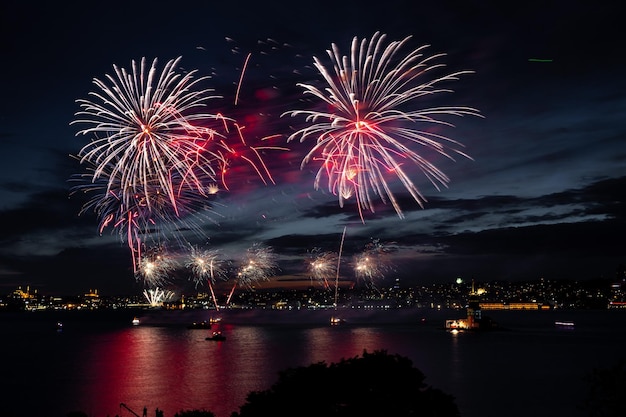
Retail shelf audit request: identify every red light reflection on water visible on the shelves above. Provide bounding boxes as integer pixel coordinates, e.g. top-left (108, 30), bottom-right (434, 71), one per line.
top-left (81, 323), bottom-right (284, 417)
top-left (303, 326), bottom-right (386, 364)
top-left (73, 320), bottom-right (419, 417)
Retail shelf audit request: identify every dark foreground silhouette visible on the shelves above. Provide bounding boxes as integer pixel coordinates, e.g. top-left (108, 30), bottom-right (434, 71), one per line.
top-left (66, 353), bottom-right (624, 417)
top-left (579, 359), bottom-right (626, 417)
top-left (231, 349), bottom-right (459, 417)
top-left (69, 350), bottom-right (460, 417)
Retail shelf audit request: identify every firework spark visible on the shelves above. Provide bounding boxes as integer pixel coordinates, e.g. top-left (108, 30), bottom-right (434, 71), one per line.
top-left (226, 244), bottom-right (279, 304)
top-left (186, 245), bottom-right (228, 310)
top-left (72, 56), bottom-right (224, 214)
top-left (136, 245), bottom-right (178, 287)
top-left (143, 287), bottom-right (175, 307)
top-left (69, 158), bottom-right (221, 272)
top-left (70, 56), bottom-right (283, 275)
top-left (214, 123), bottom-right (287, 191)
top-left (186, 246), bottom-right (228, 286)
top-left (352, 239), bottom-right (395, 284)
top-left (283, 32), bottom-right (481, 220)
top-left (237, 243), bottom-right (279, 286)
top-left (307, 247), bottom-right (338, 289)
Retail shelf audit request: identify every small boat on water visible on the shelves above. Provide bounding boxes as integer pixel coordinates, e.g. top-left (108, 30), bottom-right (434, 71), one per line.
top-left (330, 316), bottom-right (345, 325)
top-left (555, 321), bottom-right (575, 329)
top-left (132, 317), bottom-right (140, 326)
top-left (206, 331), bottom-right (226, 341)
top-left (187, 321), bottom-right (211, 329)
top-left (56, 322), bottom-right (63, 332)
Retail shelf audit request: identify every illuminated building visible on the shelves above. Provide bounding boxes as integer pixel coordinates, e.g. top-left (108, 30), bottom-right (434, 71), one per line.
top-left (445, 281), bottom-right (497, 331)
top-left (479, 302), bottom-right (551, 310)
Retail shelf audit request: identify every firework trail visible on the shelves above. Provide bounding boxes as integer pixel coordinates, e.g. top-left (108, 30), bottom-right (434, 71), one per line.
top-left (334, 226), bottom-right (347, 308)
top-left (307, 247), bottom-right (338, 289)
top-left (214, 41), bottom-right (290, 190)
top-left (283, 32), bottom-right (481, 221)
top-left (234, 52), bottom-right (252, 106)
top-left (186, 245), bottom-right (228, 310)
top-left (226, 243), bottom-right (279, 304)
top-left (214, 122), bottom-right (287, 191)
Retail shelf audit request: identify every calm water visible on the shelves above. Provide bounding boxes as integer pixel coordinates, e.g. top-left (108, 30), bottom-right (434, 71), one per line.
top-left (1, 307), bottom-right (625, 417)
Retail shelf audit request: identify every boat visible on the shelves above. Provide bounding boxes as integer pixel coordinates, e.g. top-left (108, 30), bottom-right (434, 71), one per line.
top-left (330, 316), bottom-right (345, 325)
top-left (209, 317), bottom-right (222, 324)
top-left (56, 321), bottom-right (63, 332)
top-left (132, 317), bottom-right (140, 326)
top-left (206, 331), bottom-right (226, 341)
top-left (187, 321), bottom-right (211, 329)
top-left (555, 321), bottom-right (575, 329)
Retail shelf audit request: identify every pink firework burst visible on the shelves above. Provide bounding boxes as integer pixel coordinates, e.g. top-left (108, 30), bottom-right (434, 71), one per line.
top-left (284, 32), bottom-right (482, 220)
top-left (72, 56), bottom-right (224, 215)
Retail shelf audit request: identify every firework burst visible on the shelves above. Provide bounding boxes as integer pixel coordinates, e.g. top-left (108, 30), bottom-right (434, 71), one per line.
top-left (237, 243), bottom-right (279, 286)
top-left (226, 243), bottom-right (279, 304)
top-left (136, 245), bottom-right (178, 287)
top-left (186, 245), bottom-right (229, 310)
top-left (283, 32), bottom-right (481, 220)
top-left (352, 239), bottom-right (395, 284)
top-left (307, 247), bottom-right (338, 289)
top-left (72, 56), bottom-right (224, 213)
top-left (143, 287), bottom-right (175, 307)
top-left (186, 246), bottom-right (228, 287)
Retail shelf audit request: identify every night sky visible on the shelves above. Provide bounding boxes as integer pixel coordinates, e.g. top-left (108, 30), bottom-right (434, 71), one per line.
top-left (1, 1), bottom-right (625, 295)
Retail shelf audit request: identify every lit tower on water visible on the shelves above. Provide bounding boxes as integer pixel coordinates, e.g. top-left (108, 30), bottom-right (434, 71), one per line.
top-left (466, 280), bottom-right (482, 329)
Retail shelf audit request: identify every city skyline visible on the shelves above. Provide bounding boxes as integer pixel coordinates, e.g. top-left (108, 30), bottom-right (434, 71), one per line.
top-left (1, 1), bottom-right (625, 295)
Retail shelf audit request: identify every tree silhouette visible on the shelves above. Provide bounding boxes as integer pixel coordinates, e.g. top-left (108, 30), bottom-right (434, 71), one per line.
top-left (231, 349), bottom-right (460, 417)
